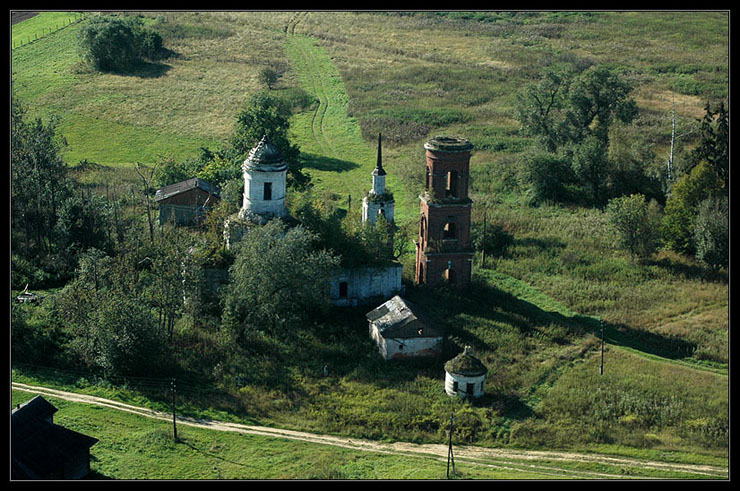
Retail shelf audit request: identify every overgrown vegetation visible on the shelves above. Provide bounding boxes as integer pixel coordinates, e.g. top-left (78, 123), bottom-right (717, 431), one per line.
top-left (11, 11), bottom-right (728, 476)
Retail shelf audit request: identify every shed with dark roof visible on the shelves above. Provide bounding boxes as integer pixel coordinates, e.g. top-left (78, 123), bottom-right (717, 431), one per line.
top-left (155, 177), bottom-right (220, 226)
top-left (12, 396), bottom-right (98, 479)
top-left (366, 295), bottom-right (444, 360)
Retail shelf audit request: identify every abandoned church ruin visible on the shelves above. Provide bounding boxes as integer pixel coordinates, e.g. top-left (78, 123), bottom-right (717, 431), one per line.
top-left (200, 132), bottom-right (484, 393)
top-left (415, 136), bottom-right (474, 290)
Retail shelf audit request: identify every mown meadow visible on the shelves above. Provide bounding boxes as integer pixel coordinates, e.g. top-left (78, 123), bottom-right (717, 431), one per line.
top-left (11, 11), bottom-right (728, 478)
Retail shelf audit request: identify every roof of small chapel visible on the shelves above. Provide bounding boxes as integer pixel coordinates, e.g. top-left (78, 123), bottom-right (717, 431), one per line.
top-left (444, 346), bottom-right (488, 377)
top-left (243, 135), bottom-right (288, 172)
top-left (366, 296), bottom-right (442, 339)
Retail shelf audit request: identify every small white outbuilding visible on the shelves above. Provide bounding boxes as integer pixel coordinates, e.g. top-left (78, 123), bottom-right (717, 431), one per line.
top-left (444, 346), bottom-right (488, 399)
top-left (366, 296), bottom-right (443, 360)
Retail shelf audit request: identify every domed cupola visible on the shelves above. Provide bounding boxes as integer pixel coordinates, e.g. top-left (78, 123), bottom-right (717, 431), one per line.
top-left (239, 135), bottom-right (289, 222)
top-left (243, 135), bottom-right (288, 172)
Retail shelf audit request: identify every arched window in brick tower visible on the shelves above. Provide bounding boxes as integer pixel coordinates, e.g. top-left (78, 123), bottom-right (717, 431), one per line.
top-left (446, 268), bottom-right (456, 284)
top-left (443, 222), bottom-right (456, 240)
top-left (446, 171), bottom-right (458, 198)
top-left (426, 166), bottom-right (431, 190)
top-left (420, 215), bottom-right (426, 245)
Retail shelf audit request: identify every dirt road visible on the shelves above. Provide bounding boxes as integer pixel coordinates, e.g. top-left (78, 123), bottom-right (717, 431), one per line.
top-left (12, 382), bottom-right (728, 479)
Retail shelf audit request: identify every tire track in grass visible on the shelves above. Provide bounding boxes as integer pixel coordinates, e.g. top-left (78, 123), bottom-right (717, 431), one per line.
top-left (12, 382), bottom-right (728, 479)
top-left (285, 12), bottom-right (335, 158)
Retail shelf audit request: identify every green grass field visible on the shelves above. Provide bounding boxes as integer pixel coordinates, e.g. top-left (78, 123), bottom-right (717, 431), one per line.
top-left (11, 11), bottom-right (728, 479)
top-left (11, 388), bottom-right (727, 479)
top-left (11, 12), bottom-right (85, 49)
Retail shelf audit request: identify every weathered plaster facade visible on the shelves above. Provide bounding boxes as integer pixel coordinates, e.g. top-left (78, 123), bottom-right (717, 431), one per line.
top-left (240, 135), bottom-right (289, 221)
top-left (362, 133), bottom-right (395, 226)
top-left (444, 346), bottom-right (488, 399)
top-left (366, 296), bottom-right (444, 360)
top-left (329, 264), bottom-right (404, 307)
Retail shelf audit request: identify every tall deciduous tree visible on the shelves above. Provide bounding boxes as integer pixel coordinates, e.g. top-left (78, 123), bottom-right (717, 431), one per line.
top-left (11, 97), bottom-right (72, 258)
top-left (565, 65), bottom-right (638, 147)
top-left (516, 65), bottom-right (637, 152)
top-left (571, 136), bottom-right (612, 207)
top-left (227, 91), bottom-right (310, 190)
top-left (694, 195), bottom-right (728, 271)
top-left (515, 67), bottom-right (573, 153)
top-left (662, 160), bottom-right (722, 255)
top-left (221, 220), bottom-right (339, 342)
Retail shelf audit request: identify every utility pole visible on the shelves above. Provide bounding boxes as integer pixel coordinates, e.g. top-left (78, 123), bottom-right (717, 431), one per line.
top-left (481, 210), bottom-right (487, 269)
top-left (446, 411), bottom-right (456, 479)
top-left (600, 320), bottom-right (605, 375)
top-left (171, 378), bottom-right (178, 441)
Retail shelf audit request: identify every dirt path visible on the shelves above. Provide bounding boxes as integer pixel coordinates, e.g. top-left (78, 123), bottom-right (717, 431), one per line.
top-left (285, 12), bottom-right (337, 158)
top-left (12, 382), bottom-right (727, 479)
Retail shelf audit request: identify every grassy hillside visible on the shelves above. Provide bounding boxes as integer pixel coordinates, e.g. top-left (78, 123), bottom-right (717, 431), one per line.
top-left (11, 11), bottom-right (728, 477)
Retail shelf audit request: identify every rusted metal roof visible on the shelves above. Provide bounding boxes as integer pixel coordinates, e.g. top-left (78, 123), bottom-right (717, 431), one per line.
top-left (366, 296), bottom-right (442, 339)
top-left (155, 178), bottom-right (221, 202)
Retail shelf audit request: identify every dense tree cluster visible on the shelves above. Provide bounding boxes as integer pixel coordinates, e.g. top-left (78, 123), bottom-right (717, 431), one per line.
top-left (77, 15), bottom-right (163, 72)
top-left (11, 98), bottom-right (116, 288)
top-left (516, 64), bottom-right (640, 207)
top-left (515, 65), bottom-right (728, 269)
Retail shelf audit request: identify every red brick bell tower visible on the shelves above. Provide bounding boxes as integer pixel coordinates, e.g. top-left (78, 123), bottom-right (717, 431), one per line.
top-left (415, 136), bottom-right (474, 289)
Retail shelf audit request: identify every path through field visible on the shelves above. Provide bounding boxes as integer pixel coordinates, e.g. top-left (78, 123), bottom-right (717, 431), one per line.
top-left (281, 12), bottom-right (416, 223)
top-left (12, 382), bottom-right (728, 480)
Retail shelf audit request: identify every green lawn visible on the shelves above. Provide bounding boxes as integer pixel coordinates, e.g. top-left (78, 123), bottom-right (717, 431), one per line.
top-left (11, 11), bottom-right (728, 476)
top-left (11, 389), bottom-right (727, 479)
top-left (11, 12), bottom-right (85, 49)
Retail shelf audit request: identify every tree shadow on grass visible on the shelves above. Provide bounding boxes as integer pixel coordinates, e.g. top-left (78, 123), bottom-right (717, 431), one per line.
top-left (123, 60), bottom-right (173, 79)
top-left (510, 236), bottom-right (567, 256)
top-left (301, 153), bottom-right (360, 173)
top-left (645, 256), bottom-right (728, 284)
top-left (408, 279), bottom-right (698, 363)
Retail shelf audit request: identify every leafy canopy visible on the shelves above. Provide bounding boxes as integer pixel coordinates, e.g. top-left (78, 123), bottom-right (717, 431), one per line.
top-left (77, 15), bottom-right (163, 73)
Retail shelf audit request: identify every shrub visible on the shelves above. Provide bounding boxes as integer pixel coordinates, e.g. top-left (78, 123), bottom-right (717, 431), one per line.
top-left (606, 194), bottom-right (661, 260)
top-left (78, 15), bottom-right (163, 72)
top-left (523, 152), bottom-right (577, 205)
